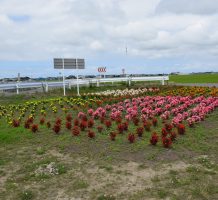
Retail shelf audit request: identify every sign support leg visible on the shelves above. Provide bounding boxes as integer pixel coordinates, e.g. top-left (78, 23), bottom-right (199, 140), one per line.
top-left (62, 58), bottom-right (66, 96)
top-left (76, 60), bottom-right (80, 96)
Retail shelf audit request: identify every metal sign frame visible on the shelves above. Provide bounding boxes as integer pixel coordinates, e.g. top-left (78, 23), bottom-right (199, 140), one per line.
top-left (54, 58), bottom-right (85, 96)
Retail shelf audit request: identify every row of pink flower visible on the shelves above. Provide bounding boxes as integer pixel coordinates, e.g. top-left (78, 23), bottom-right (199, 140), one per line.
top-left (83, 96), bottom-right (218, 126)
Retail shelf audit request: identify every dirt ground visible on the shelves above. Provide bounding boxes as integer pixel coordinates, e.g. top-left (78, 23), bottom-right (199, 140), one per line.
top-left (0, 111), bottom-right (218, 200)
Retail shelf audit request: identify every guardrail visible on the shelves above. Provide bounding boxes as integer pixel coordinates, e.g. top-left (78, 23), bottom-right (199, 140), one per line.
top-left (0, 76), bottom-right (169, 94)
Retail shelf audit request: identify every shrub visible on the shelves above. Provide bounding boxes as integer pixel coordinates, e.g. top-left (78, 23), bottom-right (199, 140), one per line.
top-left (12, 119), bottom-right (20, 127)
top-left (161, 128), bottom-right (168, 137)
top-left (73, 118), bottom-right (79, 126)
top-left (97, 125), bottom-right (104, 133)
top-left (82, 115), bottom-right (88, 121)
top-left (177, 124), bottom-right (185, 135)
top-left (24, 121), bottom-right (30, 129)
top-left (100, 117), bottom-right (105, 124)
top-left (170, 131), bottom-right (177, 141)
top-left (117, 123), bottom-right (124, 134)
top-left (150, 132), bottom-right (159, 145)
top-left (162, 137), bottom-right (172, 148)
top-left (128, 133), bottom-right (135, 143)
top-left (80, 120), bottom-right (88, 131)
top-left (46, 121), bottom-right (51, 129)
top-left (55, 118), bottom-right (62, 125)
top-left (133, 117), bottom-right (140, 126)
top-left (152, 118), bottom-right (158, 127)
top-left (136, 127), bottom-right (144, 137)
top-left (105, 120), bottom-right (112, 128)
top-left (53, 124), bottom-right (61, 134)
top-left (144, 121), bottom-right (152, 131)
top-left (88, 119), bottom-right (94, 128)
top-left (27, 117), bottom-right (34, 124)
top-left (115, 117), bottom-right (122, 124)
top-left (72, 126), bottom-right (80, 136)
top-left (122, 121), bottom-right (129, 131)
top-left (66, 114), bottom-right (72, 122)
top-left (39, 118), bottom-right (45, 125)
top-left (31, 124), bottom-right (38, 133)
top-left (88, 130), bottom-right (95, 138)
top-left (110, 131), bottom-right (117, 141)
top-left (165, 123), bottom-right (173, 132)
top-left (65, 122), bottom-right (72, 130)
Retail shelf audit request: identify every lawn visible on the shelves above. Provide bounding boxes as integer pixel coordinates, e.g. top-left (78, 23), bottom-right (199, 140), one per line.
top-left (170, 73), bottom-right (218, 83)
top-left (0, 86), bottom-right (217, 200)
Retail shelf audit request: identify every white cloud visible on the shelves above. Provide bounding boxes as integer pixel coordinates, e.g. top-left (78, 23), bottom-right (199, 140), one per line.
top-left (90, 40), bottom-right (104, 51)
top-left (0, 0), bottom-right (218, 74)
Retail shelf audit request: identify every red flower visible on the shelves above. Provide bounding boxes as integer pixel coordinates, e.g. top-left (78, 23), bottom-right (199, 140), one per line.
top-left (79, 120), bottom-right (88, 131)
top-left (24, 121), bottom-right (30, 129)
top-left (170, 131), bottom-right (177, 141)
top-left (46, 121), bottom-right (51, 129)
top-left (150, 132), bottom-right (159, 145)
top-left (110, 131), bottom-right (117, 141)
top-left (136, 127), bottom-right (144, 137)
top-left (55, 118), bottom-right (62, 125)
top-left (144, 121), bottom-right (152, 131)
top-left (105, 120), bottom-right (112, 128)
top-left (128, 133), bottom-right (135, 143)
top-left (65, 121), bottom-right (72, 130)
top-left (133, 117), bottom-right (140, 126)
top-left (122, 121), bottom-right (129, 131)
top-left (72, 126), bottom-right (80, 136)
top-left (82, 115), bottom-right (88, 121)
top-left (97, 125), bottom-right (104, 133)
top-left (162, 137), bottom-right (172, 148)
top-left (53, 124), bottom-right (61, 134)
top-left (39, 118), bottom-right (45, 125)
top-left (88, 130), bottom-right (95, 138)
top-left (31, 124), bottom-right (38, 133)
top-left (88, 119), bottom-right (94, 128)
top-left (100, 117), bottom-right (105, 124)
top-left (66, 114), bottom-right (72, 122)
top-left (73, 118), bottom-right (79, 126)
top-left (161, 128), bottom-right (168, 137)
top-left (12, 119), bottom-right (20, 127)
top-left (26, 117), bottom-right (34, 124)
top-left (177, 124), bottom-right (185, 135)
top-left (165, 123), bottom-right (173, 131)
top-left (152, 118), bottom-right (158, 127)
top-left (115, 117), bottom-right (122, 124)
top-left (117, 123), bottom-right (124, 134)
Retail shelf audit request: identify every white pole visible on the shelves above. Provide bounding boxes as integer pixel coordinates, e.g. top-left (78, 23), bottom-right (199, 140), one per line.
top-left (76, 59), bottom-right (80, 96)
top-left (45, 82), bottom-right (48, 92)
top-left (162, 77), bottom-right (165, 85)
top-left (16, 72), bottom-right (20, 94)
top-left (16, 83), bottom-right (19, 94)
top-left (62, 58), bottom-right (66, 96)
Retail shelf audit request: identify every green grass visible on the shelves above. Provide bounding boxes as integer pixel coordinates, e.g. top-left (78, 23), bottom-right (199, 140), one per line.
top-left (170, 73), bottom-right (218, 83)
top-left (0, 87), bottom-right (217, 200)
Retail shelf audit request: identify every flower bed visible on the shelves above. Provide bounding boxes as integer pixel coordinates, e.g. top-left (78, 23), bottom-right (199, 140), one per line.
top-left (83, 87), bottom-right (159, 97)
top-left (1, 86), bottom-right (218, 149)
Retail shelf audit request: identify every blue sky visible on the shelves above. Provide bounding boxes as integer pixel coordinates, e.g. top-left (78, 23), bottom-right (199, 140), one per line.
top-left (8, 14), bottom-right (30, 23)
top-left (0, 0), bottom-right (218, 78)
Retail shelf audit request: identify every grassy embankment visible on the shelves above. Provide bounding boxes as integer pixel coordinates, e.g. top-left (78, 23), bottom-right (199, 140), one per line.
top-left (170, 73), bottom-right (218, 83)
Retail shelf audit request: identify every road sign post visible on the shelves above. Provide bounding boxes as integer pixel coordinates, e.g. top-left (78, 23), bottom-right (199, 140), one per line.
top-left (62, 58), bottom-right (66, 96)
top-left (54, 58), bottom-right (85, 96)
top-left (76, 59), bottom-right (79, 96)
top-left (97, 67), bottom-right (106, 86)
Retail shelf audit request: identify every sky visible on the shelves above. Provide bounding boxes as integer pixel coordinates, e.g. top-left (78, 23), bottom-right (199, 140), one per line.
top-left (0, 0), bottom-right (218, 78)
